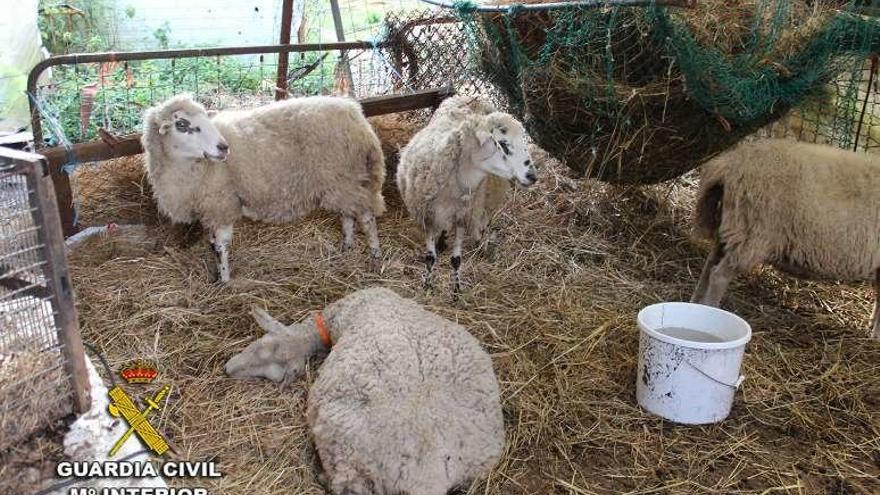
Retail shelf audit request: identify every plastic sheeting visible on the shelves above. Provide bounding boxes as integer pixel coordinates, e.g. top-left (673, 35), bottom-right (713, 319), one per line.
top-left (0, 0), bottom-right (49, 133)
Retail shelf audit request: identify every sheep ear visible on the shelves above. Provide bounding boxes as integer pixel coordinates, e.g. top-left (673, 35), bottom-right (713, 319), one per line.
top-left (251, 306), bottom-right (287, 334)
top-left (475, 127), bottom-right (493, 146)
top-left (157, 120), bottom-right (172, 136)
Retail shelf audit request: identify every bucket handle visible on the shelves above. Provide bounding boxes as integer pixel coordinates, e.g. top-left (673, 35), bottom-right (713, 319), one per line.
top-left (685, 360), bottom-right (745, 390)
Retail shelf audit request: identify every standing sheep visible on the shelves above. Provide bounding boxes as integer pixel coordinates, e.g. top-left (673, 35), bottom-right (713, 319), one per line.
top-left (142, 94), bottom-right (386, 283)
top-left (431, 97), bottom-right (513, 243)
top-left (396, 96), bottom-right (537, 292)
top-left (225, 287), bottom-right (505, 495)
top-left (691, 138), bottom-right (880, 339)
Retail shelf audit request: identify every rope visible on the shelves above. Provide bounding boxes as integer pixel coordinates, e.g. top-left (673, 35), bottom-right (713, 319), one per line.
top-left (26, 92), bottom-right (80, 226)
top-left (83, 341), bottom-right (117, 388)
top-left (26, 92), bottom-right (78, 174)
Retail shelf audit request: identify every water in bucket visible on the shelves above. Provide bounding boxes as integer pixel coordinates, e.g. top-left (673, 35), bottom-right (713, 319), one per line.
top-left (656, 326), bottom-right (725, 343)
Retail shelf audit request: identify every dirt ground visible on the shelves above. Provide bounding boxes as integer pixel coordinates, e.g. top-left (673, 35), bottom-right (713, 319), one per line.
top-left (7, 127), bottom-right (879, 494)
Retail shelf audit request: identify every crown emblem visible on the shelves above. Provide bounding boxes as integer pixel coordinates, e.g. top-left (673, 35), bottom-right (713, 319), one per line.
top-left (120, 360), bottom-right (159, 384)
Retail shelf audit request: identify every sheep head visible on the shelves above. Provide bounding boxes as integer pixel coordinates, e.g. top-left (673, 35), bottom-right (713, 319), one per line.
top-left (472, 112), bottom-right (536, 187)
top-left (142, 94), bottom-right (230, 163)
top-left (224, 307), bottom-right (324, 383)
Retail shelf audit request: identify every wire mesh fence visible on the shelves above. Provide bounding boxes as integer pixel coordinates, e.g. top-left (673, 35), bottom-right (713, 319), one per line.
top-left (761, 56), bottom-right (880, 152)
top-left (0, 148), bottom-right (89, 450)
top-left (31, 47), bottom-right (412, 145)
top-left (28, 7), bottom-right (483, 148)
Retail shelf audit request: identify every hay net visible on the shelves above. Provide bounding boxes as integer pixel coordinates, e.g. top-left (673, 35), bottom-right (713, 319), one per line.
top-left (452, 0), bottom-right (880, 183)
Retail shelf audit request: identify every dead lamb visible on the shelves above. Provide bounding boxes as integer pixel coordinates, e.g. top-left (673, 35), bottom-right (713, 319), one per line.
top-left (142, 94), bottom-right (386, 282)
top-left (692, 138), bottom-right (880, 339)
top-left (224, 287), bottom-right (505, 495)
top-left (396, 96), bottom-right (538, 292)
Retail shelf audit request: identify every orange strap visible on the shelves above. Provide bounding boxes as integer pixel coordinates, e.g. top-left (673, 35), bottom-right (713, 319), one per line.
top-left (315, 311), bottom-right (333, 348)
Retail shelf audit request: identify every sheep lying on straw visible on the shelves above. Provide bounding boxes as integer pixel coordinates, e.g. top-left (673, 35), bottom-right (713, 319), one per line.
top-left (396, 96), bottom-right (537, 292)
top-left (692, 138), bottom-right (880, 339)
top-left (225, 287), bottom-right (504, 495)
top-left (142, 94), bottom-right (386, 282)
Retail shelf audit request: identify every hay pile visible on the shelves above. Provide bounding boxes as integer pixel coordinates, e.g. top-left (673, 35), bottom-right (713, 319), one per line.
top-left (0, 350), bottom-right (70, 452)
top-left (58, 137), bottom-right (880, 493)
top-left (466, 0), bottom-right (868, 183)
top-left (0, 420), bottom-right (67, 494)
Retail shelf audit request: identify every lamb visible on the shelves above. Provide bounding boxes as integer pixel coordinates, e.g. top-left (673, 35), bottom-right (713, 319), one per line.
top-left (691, 138), bottom-right (880, 339)
top-left (432, 97), bottom-right (513, 243)
top-left (396, 96), bottom-right (537, 292)
top-left (141, 94), bottom-right (386, 282)
top-left (225, 287), bottom-right (505, 495)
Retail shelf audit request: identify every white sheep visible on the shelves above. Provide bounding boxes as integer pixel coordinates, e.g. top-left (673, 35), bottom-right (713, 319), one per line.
top-left (141, 94), bottom-right (386, 282)
top-left (396, 96), bottom-right (537, 292)
top-left (224, 287), bottom-right (505, 495)
top-left (432, 97), bottom-right (513, 243)
top-left (691, 138), bottom-right (880, 339)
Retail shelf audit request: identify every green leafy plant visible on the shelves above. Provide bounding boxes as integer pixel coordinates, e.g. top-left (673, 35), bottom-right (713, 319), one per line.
top-left (38, 0), bottom-right (117, 54)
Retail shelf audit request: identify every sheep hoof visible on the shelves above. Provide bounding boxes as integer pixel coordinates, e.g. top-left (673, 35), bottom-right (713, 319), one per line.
top-left (368, 249), bottom-right (382, 271)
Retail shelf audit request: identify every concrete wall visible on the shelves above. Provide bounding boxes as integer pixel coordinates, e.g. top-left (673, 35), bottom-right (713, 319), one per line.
top-left (114, 0), bottom-right (284, 49)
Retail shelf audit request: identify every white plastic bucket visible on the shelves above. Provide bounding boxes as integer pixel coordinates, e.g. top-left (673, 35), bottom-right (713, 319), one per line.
top-left (636, 302), bottom-right (752, 424)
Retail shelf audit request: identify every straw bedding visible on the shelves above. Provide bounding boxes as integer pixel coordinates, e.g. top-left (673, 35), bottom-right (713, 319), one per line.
top-left (50, 126), bottom-right (880, 494)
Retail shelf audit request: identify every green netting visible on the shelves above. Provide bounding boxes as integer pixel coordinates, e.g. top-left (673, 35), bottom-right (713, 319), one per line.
top-left (453, 0), bottom-right (880, 183)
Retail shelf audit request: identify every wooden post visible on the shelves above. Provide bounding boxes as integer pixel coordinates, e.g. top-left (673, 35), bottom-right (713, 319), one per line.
top-left (275, 0), bottom-right (295, 100)
top-left (51, 166), bottom-right (77, 237)
top-left (26, 156), bottom-right (91, 414)
top-left (329, 0), bottom-right (356, 93)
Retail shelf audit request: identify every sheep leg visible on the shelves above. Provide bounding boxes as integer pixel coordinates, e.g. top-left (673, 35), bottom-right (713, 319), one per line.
top-left (451, 223), bottom-right (466, 296)
top-left (872, 268), bottom-right (880, 340)
top-left (423, 228), bottom-right (437, 290)
top-left (691, 241), bottom-right (723, 304)
top-left (358, 212), bottom-right (382, 264)
top-left (211, 225), bottom-right (234, 283)
top-left (340, 215), bottom-right (355, 251)
top-left (701, 255), bottom-right (737, 307)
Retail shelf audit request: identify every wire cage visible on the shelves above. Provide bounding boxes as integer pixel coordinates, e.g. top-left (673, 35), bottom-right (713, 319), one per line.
top-left (0, 148), bottom-right (89, 451)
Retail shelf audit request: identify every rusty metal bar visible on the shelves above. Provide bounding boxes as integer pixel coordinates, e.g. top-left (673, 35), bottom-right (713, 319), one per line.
top-left (329, 0), bottom-right (356, 93)
top-left (275, 0), bottom-right (295, 100)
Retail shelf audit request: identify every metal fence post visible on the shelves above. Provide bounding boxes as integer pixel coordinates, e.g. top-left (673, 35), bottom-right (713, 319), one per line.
top-left (329, 0), bottom-right (356, 93)
top-left (275, 0), bottom-right (295, 100)
top-left (27, 154), bottom-right (91, 414)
